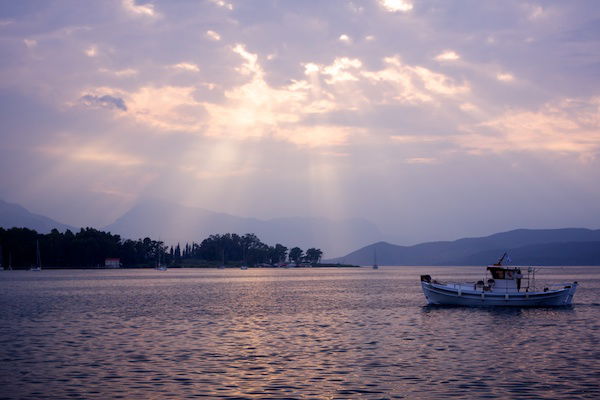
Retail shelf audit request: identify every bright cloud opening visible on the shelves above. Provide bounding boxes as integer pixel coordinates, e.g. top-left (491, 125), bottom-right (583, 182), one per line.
top-left (122, 0), bottom-right (156, 17)
top-left (206, 30), bottom-right (221, 41)
top-left (379, 0), bottom-right (413, 13)
top-left (171, 62), bottom-right (200, 72)
top-left (497, 73), bottom-right (515, 82)
top-left (435, 50), bottom-right (460, 61)
top-left (209, 0), bottom-right (233, 10)
top-left (339, 34), bottom-right (352, 44)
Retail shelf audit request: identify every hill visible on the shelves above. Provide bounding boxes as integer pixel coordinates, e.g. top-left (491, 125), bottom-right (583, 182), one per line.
top-left (104, 198), bottom-right (382, 257)
top-left (325, 228), bottom-right (600, 265)
top-left (0, 199), bottom-right (74, 233)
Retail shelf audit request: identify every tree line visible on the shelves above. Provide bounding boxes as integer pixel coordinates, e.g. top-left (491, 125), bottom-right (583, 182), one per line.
top-left (0, 227), bottom-right (323, 269)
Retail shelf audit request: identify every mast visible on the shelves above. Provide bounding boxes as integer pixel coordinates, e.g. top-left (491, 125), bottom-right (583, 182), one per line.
top-left (373, 246), bottom-right (378, 269)
top-left (36, 240), bottom-right (42, 269)
top-left (493, 252), bottom-right (508, 266)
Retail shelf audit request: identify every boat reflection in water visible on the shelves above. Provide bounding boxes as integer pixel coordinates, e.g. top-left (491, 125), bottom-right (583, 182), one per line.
top-left (420, 253), bottom-right (578, 307)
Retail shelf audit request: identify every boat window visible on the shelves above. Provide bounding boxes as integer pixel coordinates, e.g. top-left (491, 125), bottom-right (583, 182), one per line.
top-left (489, 268), bottom-right (504, 279)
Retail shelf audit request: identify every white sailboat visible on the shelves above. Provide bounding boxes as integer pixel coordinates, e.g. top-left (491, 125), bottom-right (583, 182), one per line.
top-left (29, 240), bottom-right (42, 271)
top-left (155, 246), bottom-right (167, 271)
top-left (372, 246), bottom-right (379, 269)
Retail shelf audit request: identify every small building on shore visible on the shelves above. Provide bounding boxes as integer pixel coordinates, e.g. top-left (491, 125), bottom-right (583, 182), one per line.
top-left (104, 258), bottom-right (121, 268)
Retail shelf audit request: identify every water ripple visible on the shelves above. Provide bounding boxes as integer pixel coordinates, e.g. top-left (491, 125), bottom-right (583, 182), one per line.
top-left (0, 267), bottom-right (599, 399)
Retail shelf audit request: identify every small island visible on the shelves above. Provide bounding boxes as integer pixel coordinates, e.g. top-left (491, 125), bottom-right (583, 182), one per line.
top-left (0, 227), bottom-right (358, 269)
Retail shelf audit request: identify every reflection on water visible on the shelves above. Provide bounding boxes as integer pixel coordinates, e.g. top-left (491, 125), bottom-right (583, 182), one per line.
top-left (0, 266), bottom-right (599, 399)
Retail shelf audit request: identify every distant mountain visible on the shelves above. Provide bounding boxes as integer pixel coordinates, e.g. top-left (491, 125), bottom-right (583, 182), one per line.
top-left (104, 198), bottom-right (382, 257)
top-left (325, 228), bottom-right (600, 266)
top-left (0, 199), bottom-right (74, 233)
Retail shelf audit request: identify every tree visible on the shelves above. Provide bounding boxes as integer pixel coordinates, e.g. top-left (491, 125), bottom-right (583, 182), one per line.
top-left (305, 248), bottom-right (323, 264)
top-left (289, 247), bottom-right (303, 263)
top-left (272, 243), bottom-right (288, 264)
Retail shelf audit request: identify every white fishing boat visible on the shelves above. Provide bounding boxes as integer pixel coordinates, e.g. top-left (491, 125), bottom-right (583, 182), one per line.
top-left (420, 253), bottom-right (578, 307)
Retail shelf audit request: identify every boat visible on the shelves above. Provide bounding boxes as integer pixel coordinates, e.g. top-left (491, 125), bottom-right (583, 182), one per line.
top-left (372, 247), bottom-right (379, 270)
top-left (420, 253), bottom-right (578, 307)
top-left (155, 250), bottom-right (167, 271)
top-left (29, 240), bottom-right (42, 271)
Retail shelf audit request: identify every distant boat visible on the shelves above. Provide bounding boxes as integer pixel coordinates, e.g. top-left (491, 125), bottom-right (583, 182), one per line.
top-left (29, 240), bottom-right (42, 271)
top-left (155, 249), bottom-right (167, 271)
top-left (420, 253), bottom-right (578, 307)
top-left (372, 247), bottom-right (378, 269)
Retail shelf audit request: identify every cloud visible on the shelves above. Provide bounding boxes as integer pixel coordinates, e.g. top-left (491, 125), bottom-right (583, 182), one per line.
top-left (122, 0), bottom-right (156, 17)
top-left (435, 50), bottom-right (460, 61)
top-left (322, 57), bottom-right (363, 84)
top-left (378, 0), bottom-right (413, 13)
top-left (405, 157), bottom-right (436, 164)
top-left (99, 68), bottom-right (138, 77)
top-left (206, 30), bottom-right (221, 41)
top-left (80, 94), bottom-right (128, 111)
top-left (458, 97), bottom-right (600, 159)
top-left (24, 39), bottom-right (37, 48)
top-left (209, 0), bottom-right (233, 10)
top-left (171, 62), bottom-right (200, 72)
top-left (361, 56), bottom-right (470, 103)
top-left (80, 44), bottom-right (470, 147)
top-left (38, 144), bottom-right (143, 167)
top-left (338, 34), bottom-right (352, 44)
top-left (85, 45), bottom-right (98, 57)
top-left (127, 86), bottom-right (205, 132)
top-left (496, 73), bottom-right (515, 82)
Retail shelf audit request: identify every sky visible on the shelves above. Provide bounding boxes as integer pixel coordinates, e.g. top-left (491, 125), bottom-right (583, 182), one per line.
top-left (1, 0), bottom-right (599, 245)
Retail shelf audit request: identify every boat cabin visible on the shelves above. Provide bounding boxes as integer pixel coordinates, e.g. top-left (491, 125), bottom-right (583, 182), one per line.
top-left (487, 266), bottom-right (523, 291)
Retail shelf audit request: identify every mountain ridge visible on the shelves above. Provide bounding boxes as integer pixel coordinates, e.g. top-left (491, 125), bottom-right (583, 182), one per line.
top-left (103, 197), bottom-right (383, 256)
top-left (325, 228), bottom-right (600, 266)
top-left (2, 197), bottom-right (599, 263)
top-left (0, 199), bottom-right (75, 233)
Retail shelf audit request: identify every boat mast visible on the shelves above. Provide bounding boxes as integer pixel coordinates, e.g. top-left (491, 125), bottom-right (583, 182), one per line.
top-left (373, 246), bottom-right (378, 268)
top-left (494, 252), bottom-right (508, 266)
top-left (36, 240), bottom-right (42, 269)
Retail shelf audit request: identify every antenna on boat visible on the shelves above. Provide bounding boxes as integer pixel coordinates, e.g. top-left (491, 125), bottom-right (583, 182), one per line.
top-left (494, 252), bottom-right (508, 266)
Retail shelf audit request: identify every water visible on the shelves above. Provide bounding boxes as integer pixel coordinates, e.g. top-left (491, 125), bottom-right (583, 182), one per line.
top-left (1, 266), bottom-right (599, 399)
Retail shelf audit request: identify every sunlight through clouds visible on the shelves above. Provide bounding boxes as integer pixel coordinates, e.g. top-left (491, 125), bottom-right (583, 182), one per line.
top-left (2, 0), bottom-right (600, 244)
top-left (78, 44), bottom-right (473, 148)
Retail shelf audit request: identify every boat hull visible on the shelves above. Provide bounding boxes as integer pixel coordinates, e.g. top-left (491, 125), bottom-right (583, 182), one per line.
top-left (421, 282), bottom-right (577, 307)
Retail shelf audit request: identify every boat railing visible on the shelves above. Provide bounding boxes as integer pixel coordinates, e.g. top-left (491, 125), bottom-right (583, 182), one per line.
top-left (433, 281), bottom-right (477, 288)
top-left (547, 282), bottom-right (576, 289)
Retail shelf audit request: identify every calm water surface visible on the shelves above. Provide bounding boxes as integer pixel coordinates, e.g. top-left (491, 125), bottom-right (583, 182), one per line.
top-left (1, 266), bottom-right (599, 399)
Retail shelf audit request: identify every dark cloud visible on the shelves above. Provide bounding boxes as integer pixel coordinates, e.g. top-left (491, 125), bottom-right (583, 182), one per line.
top-left (80, 94), bottom-right (127, 111)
